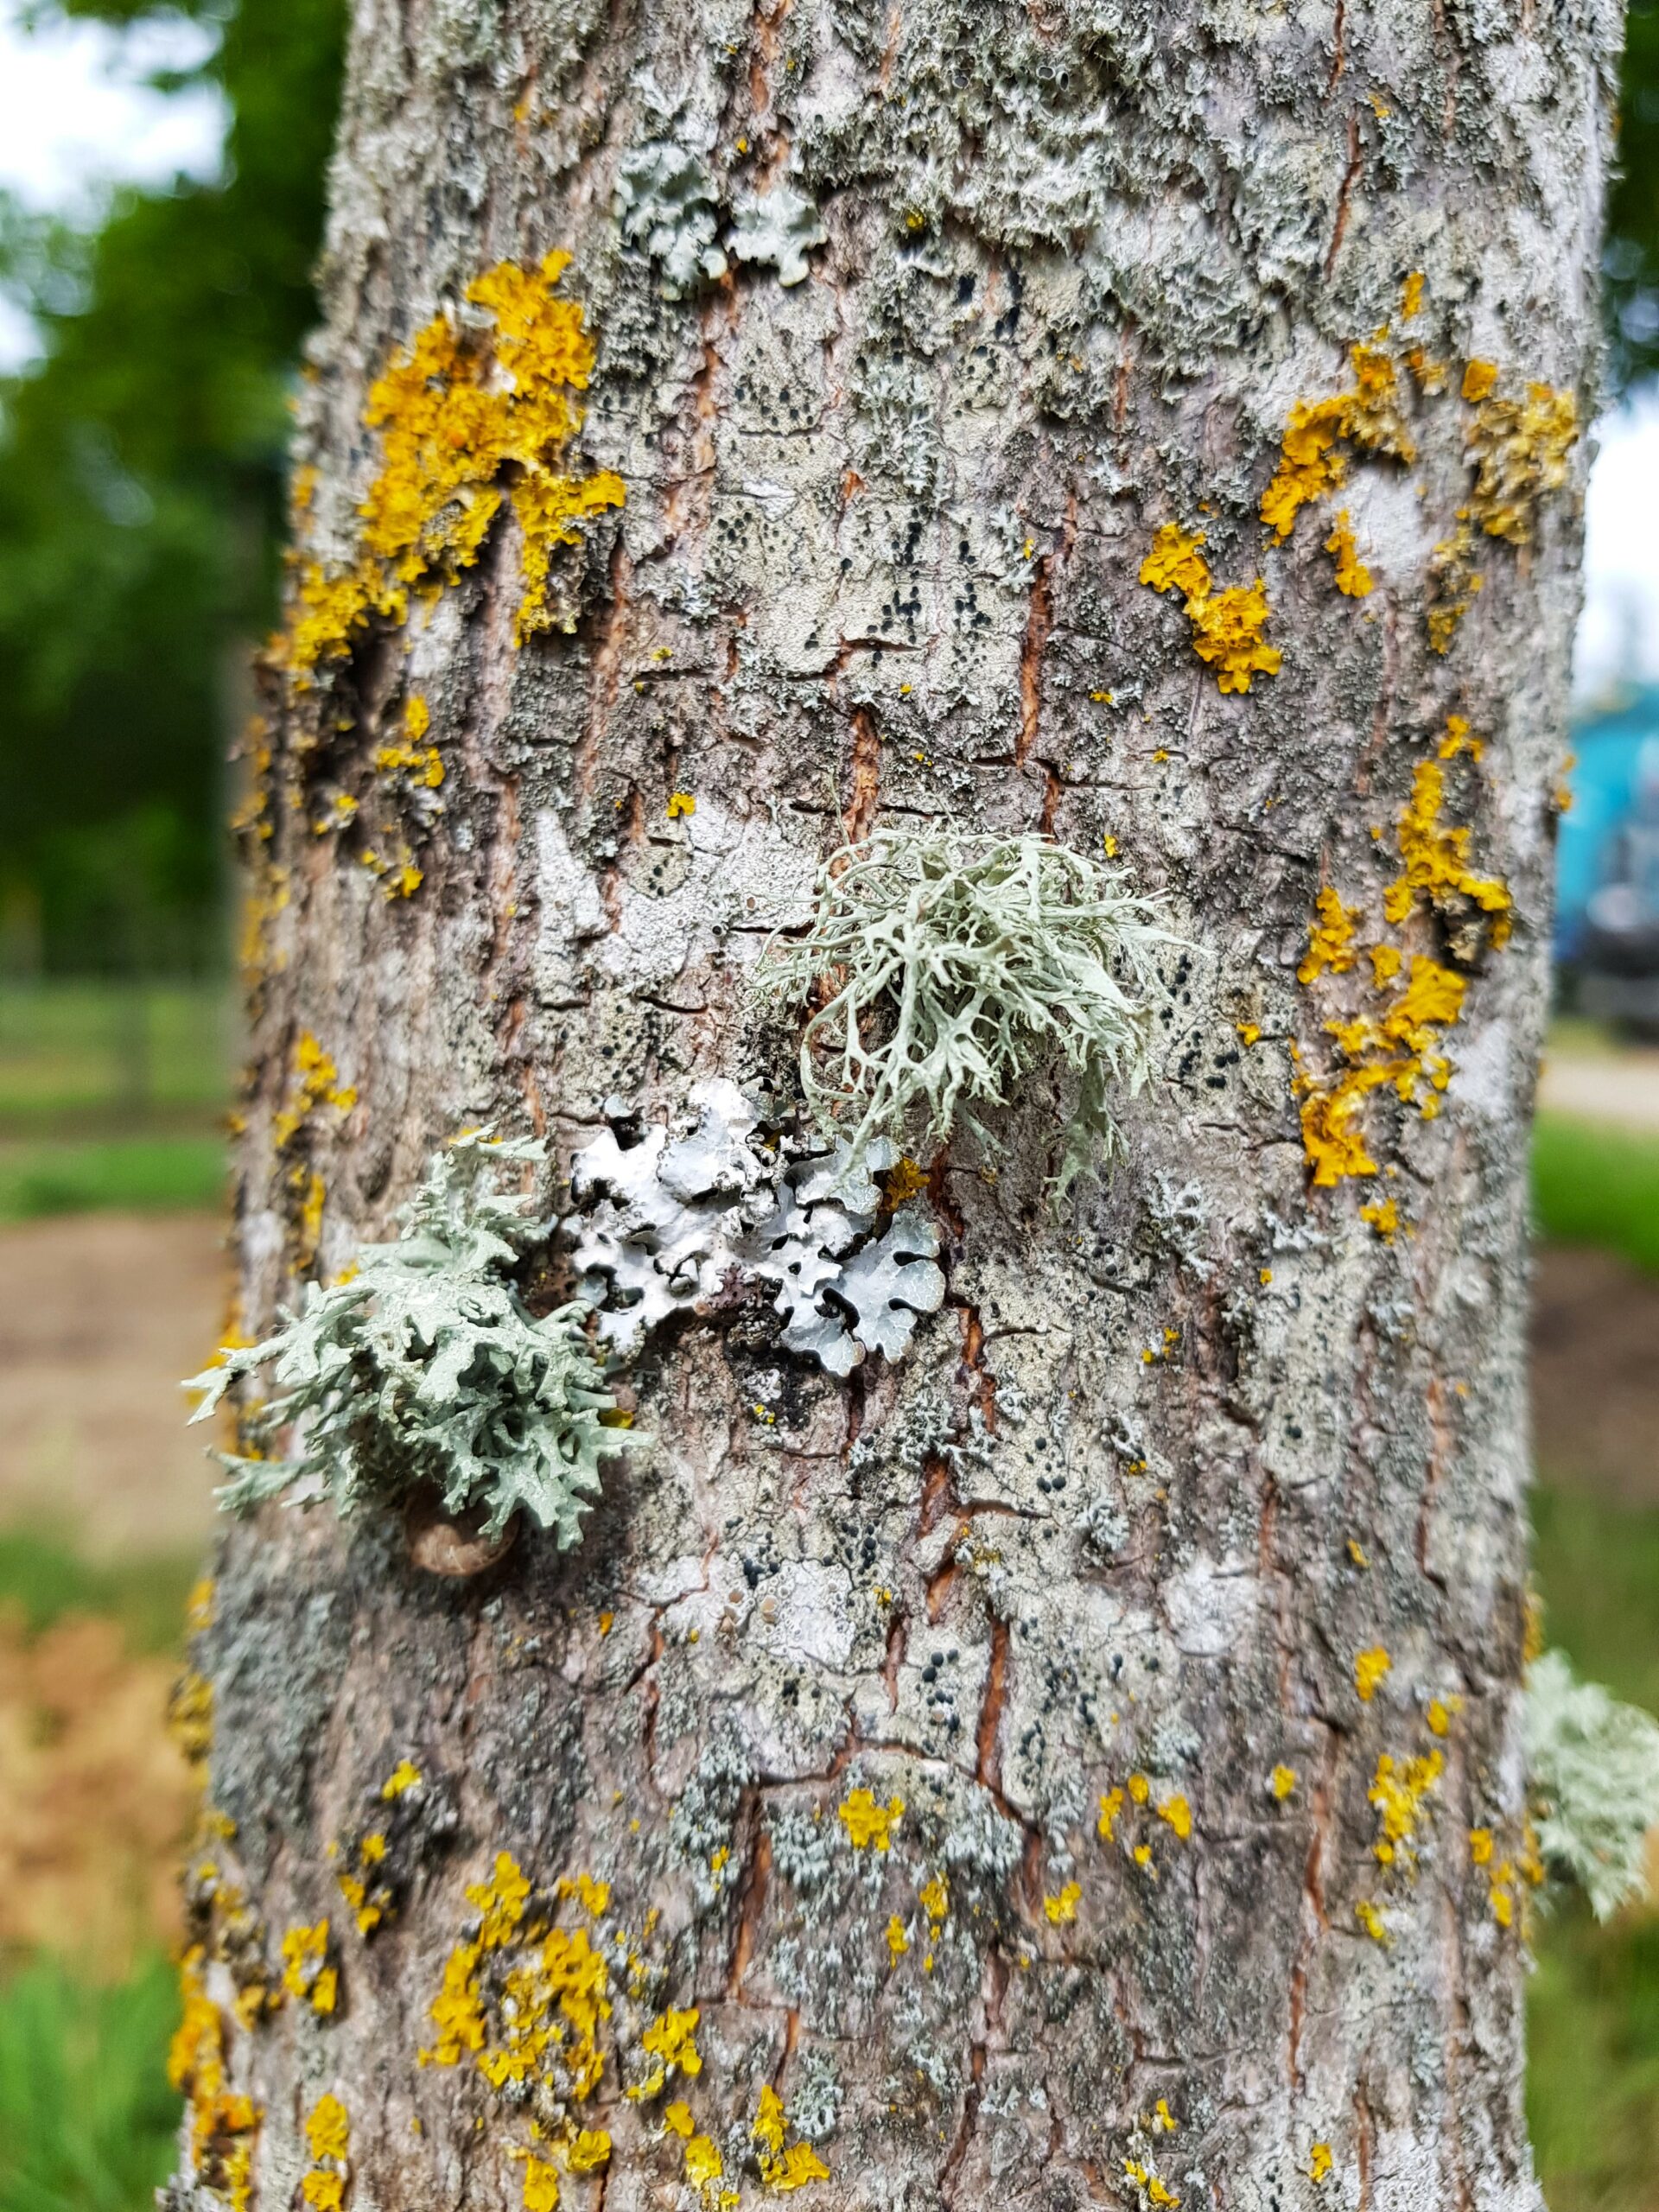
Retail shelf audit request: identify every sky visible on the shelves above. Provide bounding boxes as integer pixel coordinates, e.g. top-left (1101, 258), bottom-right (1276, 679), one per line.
top-left (0, 1), bottom-right (224, 365)
top-left (0, 2), bottom-right (1656, 700)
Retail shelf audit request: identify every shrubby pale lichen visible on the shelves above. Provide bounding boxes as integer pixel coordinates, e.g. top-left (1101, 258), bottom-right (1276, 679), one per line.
top-left (188, 1132), bottom-right (642, 1545)
top-left (1526, 1649), bottom-right (1659, 1921)
top-left (762, 829), bottom-right (1174, 1185)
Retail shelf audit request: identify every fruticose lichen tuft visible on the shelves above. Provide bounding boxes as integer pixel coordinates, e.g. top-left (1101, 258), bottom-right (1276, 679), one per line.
top-left (188, 1131), bottom-right (644, 1544)
top-left (762, 829), bottom-right (1174, 1185)
top-left (1526, 1649), bottom-right (1659, 1922)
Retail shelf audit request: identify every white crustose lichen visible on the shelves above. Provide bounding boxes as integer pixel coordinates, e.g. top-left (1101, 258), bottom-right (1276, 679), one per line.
top-left (761, 828), bottom-right (1175, 1188)
top-left (187, 1130), bottom-right (643, 1547)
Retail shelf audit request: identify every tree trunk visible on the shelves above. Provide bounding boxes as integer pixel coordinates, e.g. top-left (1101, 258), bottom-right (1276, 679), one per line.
top-left (176, 5), bottom-right (1620, 2210)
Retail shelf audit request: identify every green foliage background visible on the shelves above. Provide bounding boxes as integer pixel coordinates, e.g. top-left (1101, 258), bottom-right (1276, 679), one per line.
top-left (0, 0), bottom-right (343, 974)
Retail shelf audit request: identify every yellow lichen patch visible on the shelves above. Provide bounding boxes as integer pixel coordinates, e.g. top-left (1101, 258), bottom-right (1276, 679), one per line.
top-left (1299, 887), bottom-right (1363, 985)
top-left (753, 2084), bottom-right (789, 2158)
top-left (302, 2092), bottom-right (350, 2212)
top-left (1309, 2141), bottom-right (1334, 2183)
top-left (1124, 2158), bottom-right (1181, 2208)
top-left (169, 1948), bottom-right (262, 2212)
top-left (1261, 397), bottom-right (1350, 539)
top-left (1427, 509), bottom-right (1483, 654)
top-left (838, 1788), bottom-right (904, 1851)
top-left (684, 2135), bottom-right (725, 2187)
top-left (374, 699), bottom-right (445, 791)
top-left (886, 1913), bottom-right (911, 1962)
top-left (1295, 734), bottom-right (1510, 1187)
top-left (664, 2102), bottom-right (695, 2139)
top-left (1139, 524), bottom-right (1280, 695)
top-left (1462, 360), bottom-right (1500, 404)
top-left (1465, 378), bottom-right (1579, 545)
top-left (1354, 1898), bottom-right (1389, 1944)
top-left (1401, 272), bottom-right (1425, 320)
top-left (638, 2005), bottom-right (703, 2093)
top-left (521, 2153), bottom-right (562, 2212)
top-left (1271, 1764), bottom-right (1299, 1801)
top-left (556, 1872), bottom-right (612, 1919)
top-left (273, 1032), bottom-right (358, 1151)
top-left (1044, 1882), bottom-right (1082, 1924)
top-left (1139, 523), bottom-right (1211, 599)
top-left (277, 251), bottom-right (625, 678)
top-left (1325, 511), bottom-right (1373, 598)
top-left (666, 791), bottom-right (696, 819)
top-left (1186, 579), bottom-right (1282, 694)
top-left (281, 1919), bottom-right (339, 2014)
top-left (1127, 1772), bottom-right (1151, 1806)
top-left (1426, 1695), bottom-right (1463, 1738)
top-left (381, 1759), bottom-right (422, 1800)
top-left (1152, 2097), bottom-right (1178, 2135)
top-left (1388, 758), bottom-right (1511, 934)
top-left (1099, 1788), bottom-right (1127, 1840)
top-left (1360, 1195), bottom-right (1399, 1241)
top-left (168, 1669), bottom-right (214, 1764)
top-left (1261, 346), bottom-right (1414, 541)
top-left (1368, 1750), bottom-right (1444, 1868)
top-left (1355, 1647), bottom-right (1391, 1702)
top-left (1156, 1794), bottom-right (1192, 1842)
top-left (765, 2145), bottom-right (832, 2192)
top-left (566, 2128), bottom-right (612, 2172)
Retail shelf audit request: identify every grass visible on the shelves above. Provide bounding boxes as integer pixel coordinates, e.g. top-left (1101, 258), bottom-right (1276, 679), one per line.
top-left (1533, 1111), bottom-right (1659, 1278)
top-left (0, 1138), bottom-right (225, 1224)
top-left (0, 1527), bottom-right (200, 1656)
top-left (0, 1952), bottom-right (180, 2212)
top-left (0, 1529), bottom-right (198, 2211)
top-left (0, 982), bottom-right (229, 1226)
top-left (0, 982), bottom-right (229, 1129)
top-left (1529, 1482), bottom-right (1659, 2212)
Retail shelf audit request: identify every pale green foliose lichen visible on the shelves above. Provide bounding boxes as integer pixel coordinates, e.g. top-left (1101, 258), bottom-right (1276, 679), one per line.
top-left (761, 829), bottom-right (1174, 1190)
top-left (1526, 1648), bottom-right (1659, 1922)
top-left (188, 1131), bottom-right (644, 1544)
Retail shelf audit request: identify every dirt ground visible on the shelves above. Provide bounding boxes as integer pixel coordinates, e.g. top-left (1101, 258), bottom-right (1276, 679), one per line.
top-left (0, 1208), bottom-right (1650, 1556)
top-left (1531, 1242), bottom-right (1659, 1505)
top-left (0, 1211), bottom-right (227, 1556)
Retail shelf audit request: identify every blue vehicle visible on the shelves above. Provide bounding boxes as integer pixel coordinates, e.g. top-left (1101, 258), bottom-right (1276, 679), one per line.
top-left (1559, 685), bottom-right (1659, 1030)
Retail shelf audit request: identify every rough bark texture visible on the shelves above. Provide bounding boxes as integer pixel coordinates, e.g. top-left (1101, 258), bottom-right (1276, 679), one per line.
top-left (178, 5), bottom-right (1620, 2210)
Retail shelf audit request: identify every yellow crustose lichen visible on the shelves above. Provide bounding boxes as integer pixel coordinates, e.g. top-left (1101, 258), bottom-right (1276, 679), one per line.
top-left (1260, 346), bottom-right (1414, 543)
top-left (1462, 365), bottom-right (1579, 546)
top-left (279, 251), bottom-right (625, 679)
top-left (1295, 721), bottom-right (1511, 1189)
top-left (1368, 1750), bottom-right (1444, 1870)
top-left (302, 2094), bottom-right (350, 2212)
top-left (1139, 524), bottom-right (1281, 695)
top-left (168, 1947), bottom-right (260, 2212)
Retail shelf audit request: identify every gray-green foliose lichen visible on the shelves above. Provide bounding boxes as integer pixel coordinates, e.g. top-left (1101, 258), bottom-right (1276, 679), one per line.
top-left (188, 1130), bottom-right (645, 1544)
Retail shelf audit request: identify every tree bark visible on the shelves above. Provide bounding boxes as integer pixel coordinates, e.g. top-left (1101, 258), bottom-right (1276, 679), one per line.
top-left (177, 4), bottom-right (1620, 2210)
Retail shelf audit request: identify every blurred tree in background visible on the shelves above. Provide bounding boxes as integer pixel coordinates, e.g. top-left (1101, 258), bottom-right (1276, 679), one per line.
top-left (0, 0), bottom-right (342, 975)
top-left (0, 0), bottom-right (1656, 973)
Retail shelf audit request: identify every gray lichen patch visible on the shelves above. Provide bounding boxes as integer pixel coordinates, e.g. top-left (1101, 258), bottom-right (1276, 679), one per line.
top-left (566, 1087), bottom-right (945, 1375)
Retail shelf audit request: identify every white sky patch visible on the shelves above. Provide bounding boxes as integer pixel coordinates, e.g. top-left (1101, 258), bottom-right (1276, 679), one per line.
top-left (0, 0), bottom-right (226, 366)
top-left (1577, 386), bottom-right (1659, 702)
